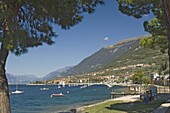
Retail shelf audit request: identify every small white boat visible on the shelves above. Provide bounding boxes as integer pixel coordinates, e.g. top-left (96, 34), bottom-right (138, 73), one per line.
top-left (51, 93), bottom-right (64, 97)
top-left (57, 85), bottom-right (61, 89)
top-left (40, 87), bottom-right (49, 91)
top-left (80, 77), bottom-right (90, 89)
top-left (11, 90), bottom-right (24, 94)
top-left (12, 76), bottom-right (24, 94)
top-left (105, 83), bottom-right (112, 88)
top-left (80, 85), bottom-right (88, 89)
top-left (62, 81), bottom-right (65, 87)
top-left (40, 80), bottom-right (49, 91)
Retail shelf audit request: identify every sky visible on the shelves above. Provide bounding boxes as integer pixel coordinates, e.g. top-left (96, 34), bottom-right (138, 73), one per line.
top-left (6, 0), bottom-right (153, 78)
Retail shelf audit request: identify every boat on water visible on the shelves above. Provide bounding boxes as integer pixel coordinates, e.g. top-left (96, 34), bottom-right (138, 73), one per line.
top-left (40, 87), bottom-right (49, 91)
top-left (80, 85), bottom-right (88, 89)
top-left (104, 82), bottom-right (113, 88)
top-left (51, 93), bottom-right (64, 97)
top-left (12, 76), bottom-right (24, 94)
top-left (80, 77), bottom-right (90, 89)
top-left (57, 85), bottom-right (61, 89)
top-left (40, 80), bottom-right (49, 91)
top-left (105, 83), bottom-right (112, 88)
top-left (11, 90), bottom-right (24, 94)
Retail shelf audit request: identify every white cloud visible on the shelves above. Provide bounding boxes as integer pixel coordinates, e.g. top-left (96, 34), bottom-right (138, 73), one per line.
top-left (104, 37), bottom-right (109, 41)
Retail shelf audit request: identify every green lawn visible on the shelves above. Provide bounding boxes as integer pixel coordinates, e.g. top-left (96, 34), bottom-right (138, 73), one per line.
top-left (83, 99), bottom-right (165, 113)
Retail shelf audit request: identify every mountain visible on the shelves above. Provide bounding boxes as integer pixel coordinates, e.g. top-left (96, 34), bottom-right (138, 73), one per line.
top-left (6, 73), bottom-right (39, 84)
top-left (42, 66), bottom-right (73, 80)
top-left (6, 73), bottom-right (16, 84)
top-left (61, 35), bottom-right (167, 76)
top-left (18, 75), bottom-right (39, 83)
top-left (100, 39), bottom-right (167, 75)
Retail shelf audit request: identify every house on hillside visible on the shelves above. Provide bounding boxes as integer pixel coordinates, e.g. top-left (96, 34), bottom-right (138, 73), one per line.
top-left (79, 78), bottom-right (87, 83)
top-left (48, 79), bottom-right (60, 84)
top-left (164, 74), bottom-right (169, 79)
top-left (120, 74), bottom-right (133, 83)
top-left (150, 73), bottom-right (160, 80)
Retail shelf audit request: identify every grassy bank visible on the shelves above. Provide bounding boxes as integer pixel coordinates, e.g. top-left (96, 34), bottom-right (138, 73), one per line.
top-left (79, 94), bottom-right (169, 113)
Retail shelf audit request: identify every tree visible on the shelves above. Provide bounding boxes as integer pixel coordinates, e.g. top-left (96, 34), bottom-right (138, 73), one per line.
top-left (142, 75), bottom-right (151, 85)
top-left (131, 70), bottom-right (151, 84)
top-left (0, 0), bottom-right (104, 112)
top-left (116, 0), bottom-right (170, 87)
top-left (131, 70), bottom-right (144, 84)
top-left (140, 35), bottom-right (168, 53)
top-left (158, 59), bottom-right (168, 75)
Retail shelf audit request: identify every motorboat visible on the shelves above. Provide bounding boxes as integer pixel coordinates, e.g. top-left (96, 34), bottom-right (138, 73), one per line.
top-left (51, 93), bottom-right (64, 97)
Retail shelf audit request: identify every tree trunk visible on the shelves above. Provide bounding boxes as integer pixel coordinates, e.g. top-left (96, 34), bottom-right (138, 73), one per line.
top-left (168, 28), bottom-right (170, 92)
top-left (162, 0), bottom-right (170, 92)
top-left (0, 44), bottom-right (10, 113)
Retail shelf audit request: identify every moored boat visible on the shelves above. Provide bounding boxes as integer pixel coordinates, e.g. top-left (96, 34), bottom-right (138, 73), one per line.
top-left (80, 85), bottom-right (88, 89)
top-left (12, 75), bottom-right (24, 94)
top-left (51, 93), bottom-right (64, 97)
top-left (40, 87), bottom-right (49, 91)
top-left (11, 90), bottom-right (24, 94)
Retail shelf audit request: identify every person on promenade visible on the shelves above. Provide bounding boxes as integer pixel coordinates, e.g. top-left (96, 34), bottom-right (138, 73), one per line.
top-left (143, 91), bottom-right (149, 104)
top-left (149, 90), bottom-right (153, 101)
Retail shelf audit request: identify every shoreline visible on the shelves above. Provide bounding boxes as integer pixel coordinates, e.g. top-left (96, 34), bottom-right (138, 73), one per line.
top-left (76, 94), bottom-right (140, 113)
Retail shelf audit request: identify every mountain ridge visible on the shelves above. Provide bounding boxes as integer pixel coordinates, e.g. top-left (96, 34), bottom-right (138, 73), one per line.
top-left (42, 66), bottom-right (73, 80)
top-left (61, 36), bottom-right (145, 76)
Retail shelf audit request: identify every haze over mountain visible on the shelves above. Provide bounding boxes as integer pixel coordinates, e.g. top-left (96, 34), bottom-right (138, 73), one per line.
top-left (6, 67), bottom-right (73, 83)
top-left (42, 66), bottom-right (73, 80)
top-left (6, 73), bottom-right (39, 84)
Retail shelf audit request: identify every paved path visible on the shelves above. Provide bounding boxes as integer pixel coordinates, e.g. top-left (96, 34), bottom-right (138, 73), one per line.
top-left (76, 94), bottom-right (170, 113)
top-left (76, 95), bottom-right (140, 112)
top-left (154, 99), bottom-right (170, 113)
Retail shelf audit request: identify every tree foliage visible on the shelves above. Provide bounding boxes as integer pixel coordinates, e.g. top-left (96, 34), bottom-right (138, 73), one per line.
top-left (117, 0), bottom-right (168, 52)
top-left (0, 0), bottom-right (104, 55)
top-left (116, 0), bottom-right (170, 81)
top-left (131, 70), bottom-right (151, 84)
top-left (158, 59), bottom-right (169, 75)
top-left (0, 1), bottom-right (104, 112)
top-left (140, 35), bottom-right (168, 53)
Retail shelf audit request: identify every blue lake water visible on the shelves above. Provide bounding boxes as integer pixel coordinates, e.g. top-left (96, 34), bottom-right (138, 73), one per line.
top-left (9, 84), bottom-right (126, 113)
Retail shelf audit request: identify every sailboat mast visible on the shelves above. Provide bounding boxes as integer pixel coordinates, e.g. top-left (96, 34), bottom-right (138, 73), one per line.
top-left (16, 75), bottom-right (18, 90)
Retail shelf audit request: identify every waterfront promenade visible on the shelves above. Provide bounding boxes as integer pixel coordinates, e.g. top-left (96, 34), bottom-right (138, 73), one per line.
top-left (76, 95), bottom-right (140, 113)
top-left (76, 94), bottom-right (170, 113)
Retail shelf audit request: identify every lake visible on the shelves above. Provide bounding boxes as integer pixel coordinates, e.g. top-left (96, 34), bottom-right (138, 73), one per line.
top-left (9, 84), bottom-right (126, 113)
